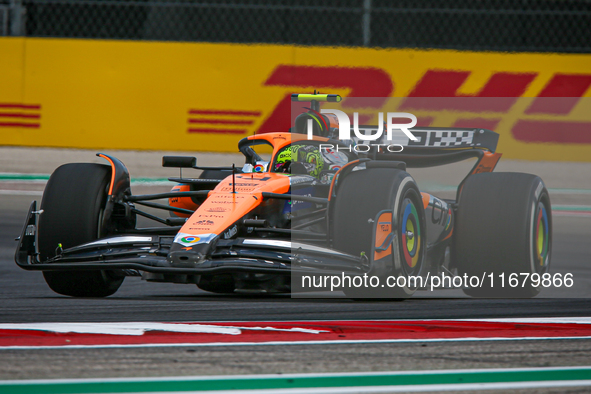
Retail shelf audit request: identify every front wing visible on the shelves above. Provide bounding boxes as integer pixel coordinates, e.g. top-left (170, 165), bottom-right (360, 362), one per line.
top-left (15, 202), bottom-right (365, 277)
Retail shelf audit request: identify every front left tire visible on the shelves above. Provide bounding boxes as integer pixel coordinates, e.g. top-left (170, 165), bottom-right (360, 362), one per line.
top-left (39, 163), bottom-right (124, 297)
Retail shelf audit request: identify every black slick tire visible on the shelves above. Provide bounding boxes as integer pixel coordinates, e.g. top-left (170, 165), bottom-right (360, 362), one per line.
top-left (454, 172), bottom-right (552, 298)
top-left (331, 168), bottom-right (426, 299)
top-left (39, 163), bottom-right (124, 297)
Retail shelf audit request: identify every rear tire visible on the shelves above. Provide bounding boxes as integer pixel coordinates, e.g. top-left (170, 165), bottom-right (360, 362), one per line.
top-left (39, 163), bottom-right (124, 297)
top-left (331, 168), bottom-right (426, 299)
top-left (454, 172), bottom-right (552, 298)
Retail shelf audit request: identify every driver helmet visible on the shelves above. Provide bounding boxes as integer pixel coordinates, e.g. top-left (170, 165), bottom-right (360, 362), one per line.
top-left (274, 144), bottom-right (325, 178)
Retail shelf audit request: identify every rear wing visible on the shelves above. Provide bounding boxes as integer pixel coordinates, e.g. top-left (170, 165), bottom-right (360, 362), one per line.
top-left (347, 126), bottom-right (502, 199)
top-left (355, 126), bottom-right (499, 152)
top-left (348, 126), bottom-right (499, 169)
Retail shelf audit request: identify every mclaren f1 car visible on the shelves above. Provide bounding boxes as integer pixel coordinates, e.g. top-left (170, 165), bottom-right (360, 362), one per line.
top-left (15, 93), bottom-right (552, 298)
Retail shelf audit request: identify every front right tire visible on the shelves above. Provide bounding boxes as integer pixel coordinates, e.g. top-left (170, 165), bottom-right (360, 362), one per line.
top-left (330, 167), bottom-right (426, 299)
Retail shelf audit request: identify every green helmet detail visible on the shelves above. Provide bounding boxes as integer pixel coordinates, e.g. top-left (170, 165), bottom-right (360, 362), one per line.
top-left (275, 145), bottom-right (302, 165)
top-left (274, 144), bottom-right (325, 178)
top-left (303, 149), bottom-right (324, 177)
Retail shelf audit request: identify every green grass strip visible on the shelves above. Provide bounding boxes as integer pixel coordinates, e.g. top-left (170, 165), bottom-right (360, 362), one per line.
top-left (553, 205), bottom-right (591, 212)
top-left (0, 174), bottom-right (49, 181)
top-left (129, 178), bottom-right (171, 185)
top-left (549, 188), bottom-right (591, 195)
top-left (2, 367), bottom-right (591, 394)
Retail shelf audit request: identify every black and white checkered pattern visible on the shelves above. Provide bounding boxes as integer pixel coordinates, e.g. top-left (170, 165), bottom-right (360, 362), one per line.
top-left (347, 128), bottom-right (476, 147)
top-left (428, 131), bottom-right (473, 147)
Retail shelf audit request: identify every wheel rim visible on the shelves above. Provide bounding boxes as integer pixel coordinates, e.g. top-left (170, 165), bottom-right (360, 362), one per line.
top-left (401, 197), bottom-right (421, 270)
top-left (406, 219), bottom-right (415, 252)
top-left (534, 202), bottom-right (550, 267)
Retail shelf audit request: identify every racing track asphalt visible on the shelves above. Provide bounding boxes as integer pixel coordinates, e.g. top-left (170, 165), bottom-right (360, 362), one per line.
top-left (1, 150), bottom-right (591, 387)
top-left (1, 192), bottom-right (590, 324)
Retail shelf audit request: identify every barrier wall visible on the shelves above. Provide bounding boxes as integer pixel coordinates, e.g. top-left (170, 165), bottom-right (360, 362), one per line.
top-left (1, 37), bottom-right (590, 161)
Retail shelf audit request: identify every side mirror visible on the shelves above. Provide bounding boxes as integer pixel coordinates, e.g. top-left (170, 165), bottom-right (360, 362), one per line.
top-left (162, 156), bottom-right (196, 168)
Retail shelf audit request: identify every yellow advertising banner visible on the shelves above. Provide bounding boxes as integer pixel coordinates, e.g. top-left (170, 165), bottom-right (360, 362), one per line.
top-left (0, 37), bottom-right (590, 161)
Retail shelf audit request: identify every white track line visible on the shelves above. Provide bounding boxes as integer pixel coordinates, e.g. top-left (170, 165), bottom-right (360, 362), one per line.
top-left (0, 322), bottom-right (329, 336)
top-left (117, 381), bottom-right (591, 393)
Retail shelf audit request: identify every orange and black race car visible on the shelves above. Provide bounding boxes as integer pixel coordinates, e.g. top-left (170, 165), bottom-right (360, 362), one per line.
top-left (15, 94), bottom-right (552, 299)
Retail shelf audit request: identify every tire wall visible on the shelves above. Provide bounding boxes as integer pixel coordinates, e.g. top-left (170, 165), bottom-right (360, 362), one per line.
top-left (1, 37), bottom-right (590, 161)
